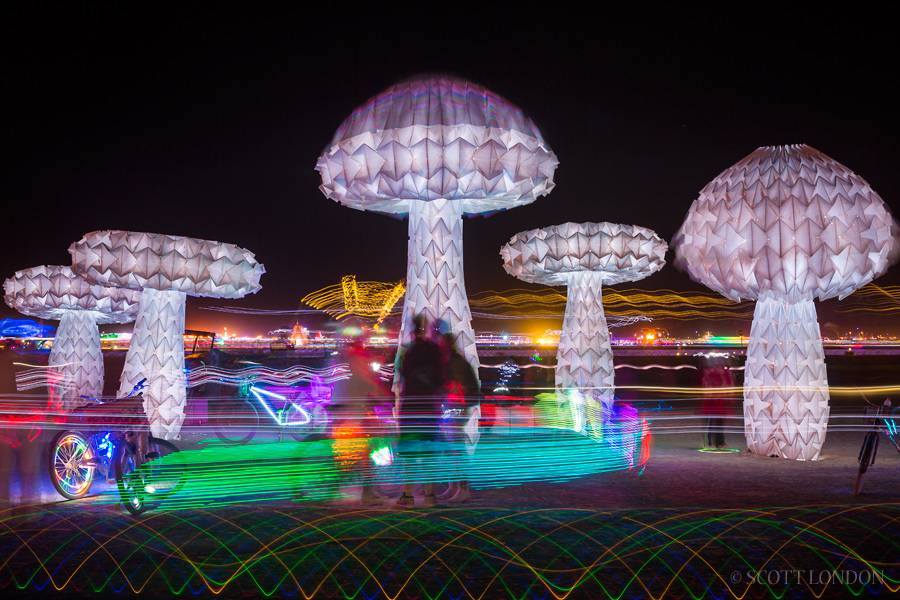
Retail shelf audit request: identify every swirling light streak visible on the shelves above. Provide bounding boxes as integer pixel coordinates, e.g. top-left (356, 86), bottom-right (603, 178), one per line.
top-left (200, 306), bottom-right (323, 315)
top-left (12, 363), bottom-right (352, 393)
top-left (615, 363), bottom-right (699, 371)
top-left (479, 362), bottom-right (555, 370)
top-left (506, 384), bottom-right (900, 397)
top-left (469, 287), bottom-right (755, 321)
top-left (367, 364), bottom-right (900, 398)
top-left (383, 360), bottom-right (702, 377)
top-left (836, 284), bottom-right (900, 314)
top-left (14, 368), bottom-right (72, 392)
top-left (0, 504), bottom-right (896, 598)
top-left (14, 361), bottom-right (79, 393)
top-left (215, 286), bottom-right (755, 322)
top-left (1, 381), bottom-right (898, 427)
top-left (469, 312), bottom-right (652, 329)
top-left (301, 276), bottom-right (405, 324)
top-left (17, 410), bottom-right (898, 451)
top-left (478, 363), bottom-right (699, 371)
top-left (70, 419), bottom-right (646, 513)
top-left (205, 283), bottom-right (900, 325)
top-left (186, 364), bottom-right (350, 388)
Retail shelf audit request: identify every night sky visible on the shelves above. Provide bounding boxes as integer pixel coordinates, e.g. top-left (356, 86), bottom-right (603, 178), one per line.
top-left (9, 11), bottom-right (900, 336)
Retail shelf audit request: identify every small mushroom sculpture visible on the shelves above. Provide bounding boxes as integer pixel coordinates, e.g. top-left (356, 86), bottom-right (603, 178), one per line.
top-left (69, 231), bottom-right (265, 439)
top-left (501, 222), bottom-right (667, 430)
top-left (674, 144), bottom-right (898, 460)
top-left (317, 75), bottom-right (558, 383)
top-left (3, 265), bottom-right (140, 411)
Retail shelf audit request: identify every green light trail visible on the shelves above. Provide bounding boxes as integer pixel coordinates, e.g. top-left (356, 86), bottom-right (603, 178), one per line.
top-left (94, 423), bottom-right (644, 512)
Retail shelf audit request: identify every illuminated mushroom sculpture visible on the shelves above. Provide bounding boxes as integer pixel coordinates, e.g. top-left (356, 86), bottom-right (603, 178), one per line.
top-left (674, 144), bottom-right (898, 460)
top-left (70, 231), bottom-right (265, 439)
top-left (3, 265), bottom-right (140, 411)
top-left (317, 75), bottom-right (558, 380)
top-left (501, 222), bottom-right (667, 429)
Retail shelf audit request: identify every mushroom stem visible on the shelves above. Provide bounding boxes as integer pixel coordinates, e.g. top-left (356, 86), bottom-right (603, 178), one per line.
top-left (397, 198), bottom-right (480, 386)
top-left (119, 288), bottom-right (187, 440)
top-left (744, 292), bottom-right (830, 460)
top-left (49, 311), bottom-right (103, 411)
top-left (557, 271), bottom-right (613, 434)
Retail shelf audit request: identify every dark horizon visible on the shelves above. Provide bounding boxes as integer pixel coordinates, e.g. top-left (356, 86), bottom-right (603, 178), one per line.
top-left (9, 12), bottom-right (900, 337)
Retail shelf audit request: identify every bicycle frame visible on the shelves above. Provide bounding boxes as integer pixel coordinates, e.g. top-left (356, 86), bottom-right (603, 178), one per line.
top-left (248, 385), bottom-right (312, 427)
top-left (79, 432), bottom-right (116, 473)
top-left (856, 399), bottom-right (899, 495)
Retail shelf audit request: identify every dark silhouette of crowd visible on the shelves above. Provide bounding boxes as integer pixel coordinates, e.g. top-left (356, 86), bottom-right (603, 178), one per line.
top-left (391, 314), bottom-right (481, 507)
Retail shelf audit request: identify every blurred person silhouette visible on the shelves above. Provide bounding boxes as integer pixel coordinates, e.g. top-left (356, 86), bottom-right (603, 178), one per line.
top-left (190, 347), bottom-right (241, 439)
top-left (393, 313), bottom-right (445, 507)
top-left (700, 353), bottom-right (732, 448)
top-left (0, 427), bottom-right (43, 504)
top-left (332, 338), bottom-right (392, 505)
top-left (435, 319), bottom-right (480, 502)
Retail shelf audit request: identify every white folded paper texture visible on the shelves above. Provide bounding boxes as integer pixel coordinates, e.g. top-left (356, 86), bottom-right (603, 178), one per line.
top-left (69, 231), bottom-right (265, 439)
top-left (673, 144), bottom-right (899, 460)
top-left (501, 222), bottom-right (667, 432)
top-left (317, 75), bottom-right (558, 381)
top-left (3, 265), bottom-right (140, 410)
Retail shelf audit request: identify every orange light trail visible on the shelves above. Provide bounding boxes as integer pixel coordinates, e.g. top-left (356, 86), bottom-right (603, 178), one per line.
top-left (836, 284), bottom-right (900, 314)
top-left (301, 275), bottom-right (405, 324)
top-left (469, 287), bottom-right (754, 320)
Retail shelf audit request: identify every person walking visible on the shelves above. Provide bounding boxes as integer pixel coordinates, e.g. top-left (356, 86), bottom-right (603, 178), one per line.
top-left (332, 339), bottom-right (392, 505)
top-left (435, 320), bottom-right (481, 502)
top-left (700, 354), bottom-right (731, 448)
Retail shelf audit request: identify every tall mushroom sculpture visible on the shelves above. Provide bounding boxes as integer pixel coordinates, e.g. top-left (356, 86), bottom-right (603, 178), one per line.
top-left (3, 265), bottom-right (140, 411)
top-left (316, 75), bottom-right (558, 380)
top-left (674, 144), bottom-right (898, 460)
top-left (501, 222), bottom-right (667, 430)
top-left (69, 231), bottom-right (265, 439)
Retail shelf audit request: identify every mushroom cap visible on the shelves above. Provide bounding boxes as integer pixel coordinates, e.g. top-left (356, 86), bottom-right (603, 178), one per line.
top-left (69, 231), bottom-right (265, 299)
top-left (316, 75), bottom-right (558, 216)
top-left (500, 222), bottom-right (668, 286)
top-left (673, 144), bottom-right (898, 302)
top-left (3, 265), bottom-right (140, 324)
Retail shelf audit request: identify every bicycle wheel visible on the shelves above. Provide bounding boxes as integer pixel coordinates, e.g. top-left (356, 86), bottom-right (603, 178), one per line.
top-left (210, 396), bottom-right (259, 445)
top-left (289, 403), bottom-right (326, 441)
top-left (143, 438), bottom-right (185, 499)
top-left (115, 437), bottom-right (183, 514)
top-left (49, 431), bottom-right (95, 500)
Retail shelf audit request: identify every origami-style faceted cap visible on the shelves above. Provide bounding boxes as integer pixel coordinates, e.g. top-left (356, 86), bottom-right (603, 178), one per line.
top-left (69, 231), bottom-right (265, 299)
top-left (501, 222), bottom-right (668, 286)
top-left (317, 75), bottom-right (558, 215)
top-left (673, 144), bottom-right (898, 302)
top-left (4, 265), bottom-right (140, 323)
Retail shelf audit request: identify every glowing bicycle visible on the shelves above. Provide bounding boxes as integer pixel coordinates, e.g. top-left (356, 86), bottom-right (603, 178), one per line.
top-left (207, 379), bottom-right (331, 445)
top-left (855, 399), bottom-right (899, 495)
top-left (49, 379), bottom-right (184, 514)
